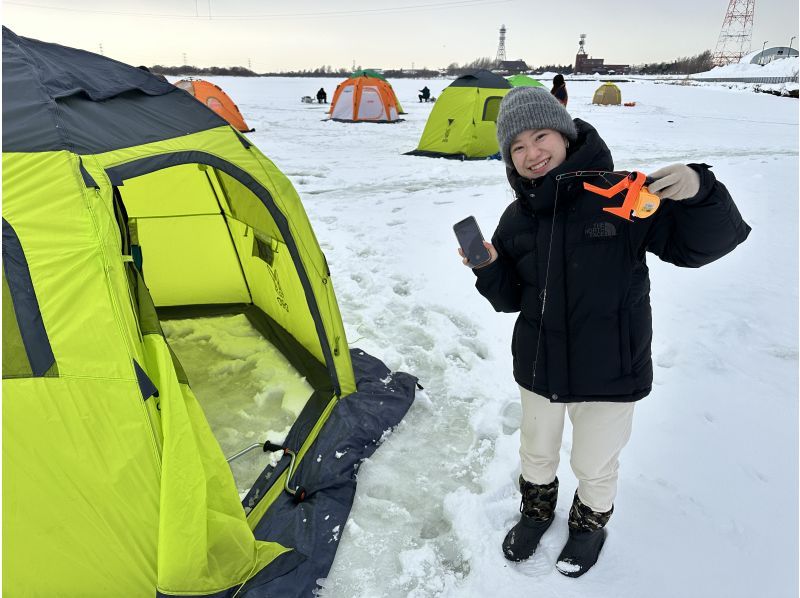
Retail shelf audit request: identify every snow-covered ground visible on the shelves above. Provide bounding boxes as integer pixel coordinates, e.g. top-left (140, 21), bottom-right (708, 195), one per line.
top-left (173, 76), bottom-right (798, 597)
top-left (695, 55), bottom-right (798, 78)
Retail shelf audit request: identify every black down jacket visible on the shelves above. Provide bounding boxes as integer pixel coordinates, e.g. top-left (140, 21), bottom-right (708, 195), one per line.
top-left (474, 119), bottom-right (751, 403)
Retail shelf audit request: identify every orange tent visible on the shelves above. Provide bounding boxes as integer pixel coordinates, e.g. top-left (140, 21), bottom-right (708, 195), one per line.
top-left (328, 76), bottom-right (401, 123)
top-left (175, 79), bottom-right (253, 132)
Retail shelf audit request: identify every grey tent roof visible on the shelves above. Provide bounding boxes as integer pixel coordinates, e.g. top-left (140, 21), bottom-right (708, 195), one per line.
top-left (447, 69), bottom-right (512, 89)
top-left (2, 27), bottom-right (228, 154)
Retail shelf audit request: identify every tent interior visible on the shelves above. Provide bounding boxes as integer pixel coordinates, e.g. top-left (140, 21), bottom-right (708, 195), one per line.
top-left (117, 162), bottom-right (330, 492)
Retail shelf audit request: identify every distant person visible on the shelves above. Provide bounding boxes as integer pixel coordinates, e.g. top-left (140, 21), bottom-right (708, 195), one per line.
top-left (316, 87), bottom-right (327, 104)
top-left (418, 86), bottom-right (431, 102)
top-left (458, 87), bottom-right (750, 578)
top-left (551, 74), bottom-right (568, 107)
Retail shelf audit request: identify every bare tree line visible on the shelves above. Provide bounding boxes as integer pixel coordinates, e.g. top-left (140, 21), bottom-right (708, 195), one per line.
top-left (149, 50), bottom-right (715, 78)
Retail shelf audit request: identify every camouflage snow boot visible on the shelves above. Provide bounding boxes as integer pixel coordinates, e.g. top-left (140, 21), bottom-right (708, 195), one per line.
top-left (555, 491), bottom-right (613, 578)
top-left (502, 476), bottom-right (558, 562)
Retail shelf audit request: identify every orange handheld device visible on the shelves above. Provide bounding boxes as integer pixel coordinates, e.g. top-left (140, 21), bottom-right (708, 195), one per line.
top-left (583, 171), bottom-right (661, 221)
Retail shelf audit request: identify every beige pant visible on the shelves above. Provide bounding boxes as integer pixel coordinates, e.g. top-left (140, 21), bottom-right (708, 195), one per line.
top-left (519, 385), bottom-right (635, 513)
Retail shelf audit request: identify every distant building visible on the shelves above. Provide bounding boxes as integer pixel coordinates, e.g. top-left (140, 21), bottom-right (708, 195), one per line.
top-left (573, 34), bottom-right (628, 75)
top-left (574, 53), bottom-right (628, 75)
top-left (495, 60), bottom-right (529, 74)
top-left (747, 46), bottom-right (798, 65)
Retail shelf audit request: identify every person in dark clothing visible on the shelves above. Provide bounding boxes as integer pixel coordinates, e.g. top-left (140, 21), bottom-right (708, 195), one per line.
top-left (458, 87), bottom-right (750, 577)
top-left (550, 73), bottom-right (568, 106)
top-left (419, 86), bottom-right (431, 102)
top-left (316, 87), bottom-right (327, 104)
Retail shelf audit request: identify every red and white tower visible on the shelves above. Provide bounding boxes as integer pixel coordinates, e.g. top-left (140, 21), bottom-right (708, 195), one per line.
top-left (712, 0), bottom-right (755, 66)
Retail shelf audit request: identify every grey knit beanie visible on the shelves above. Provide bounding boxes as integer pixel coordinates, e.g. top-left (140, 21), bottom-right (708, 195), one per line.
top-left (496, 87), bottom-right (578, 166)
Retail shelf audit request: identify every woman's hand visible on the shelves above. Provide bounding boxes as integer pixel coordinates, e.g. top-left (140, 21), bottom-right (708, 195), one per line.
top-left (647, 164), bottom-right (701, 200)
top-left (458, 242), bottom-right (498, 269)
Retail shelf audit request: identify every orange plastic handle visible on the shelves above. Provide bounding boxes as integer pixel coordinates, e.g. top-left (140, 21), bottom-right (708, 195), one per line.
top-left (583, 172), bottom-right (658, 222)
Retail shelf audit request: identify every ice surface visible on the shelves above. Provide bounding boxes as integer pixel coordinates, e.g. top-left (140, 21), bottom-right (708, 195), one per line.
top-left (162, 314), bottom-right (313, 492)
top-left (166, 75), bottom-right (798, 597)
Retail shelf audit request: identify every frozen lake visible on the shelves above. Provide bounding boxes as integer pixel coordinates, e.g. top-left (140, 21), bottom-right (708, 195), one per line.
top-left (175, 75), bottom-right (798, 598)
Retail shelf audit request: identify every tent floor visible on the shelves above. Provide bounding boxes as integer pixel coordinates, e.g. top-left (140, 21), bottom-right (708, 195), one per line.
top-left (162, 313), bottom-right (313, 493)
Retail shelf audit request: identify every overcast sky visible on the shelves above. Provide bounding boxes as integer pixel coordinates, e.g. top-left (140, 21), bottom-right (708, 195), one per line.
top-left (3, 0), bottom-right (797, 71)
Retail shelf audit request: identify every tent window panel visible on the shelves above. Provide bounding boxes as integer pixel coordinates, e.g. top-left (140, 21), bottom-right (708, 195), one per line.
top-left (118, 163), bottom-right (222, 218)
top-left (252, 234), bottom-right (275, 266)
top-left (216, 171), bottom-right (285, 244)
top-left (227, 219), bottom-right (327, 368)
top-left (3, 268), bottom-right (33, 377)
top-left (356, 87), bottom-right (386, 120)
top-left (135, 215), bottom-right (251, 307)
top-left (161, 313), bottom-right (315, 493)
top-left (331, 87), bottom-right (355, 120)
top-left (482, 96), bottom-right (503, 122)
top-left (2, 221), bottom-right (58, 378)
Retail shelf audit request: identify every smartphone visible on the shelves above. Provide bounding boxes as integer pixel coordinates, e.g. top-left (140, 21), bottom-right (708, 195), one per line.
top-left (453, 216), bottom-right (492, 268)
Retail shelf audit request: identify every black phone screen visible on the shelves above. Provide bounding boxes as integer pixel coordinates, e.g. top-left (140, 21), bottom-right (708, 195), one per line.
top-left (453, 216), bottom-right (491, 267)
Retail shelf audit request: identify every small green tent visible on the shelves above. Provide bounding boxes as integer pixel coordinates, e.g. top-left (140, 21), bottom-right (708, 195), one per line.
top-left (507, 74), bottom-right (544, 88)
top-left (405, 70), bottom-right (512, 159)
top-left (592, 81), bottom-right (622, 105)
top-left (2, 27), bottom-right (415, 597)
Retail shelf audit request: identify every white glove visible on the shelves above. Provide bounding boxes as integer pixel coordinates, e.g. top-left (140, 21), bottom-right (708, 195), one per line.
top-left (647, 164), bottom-right (701, 200)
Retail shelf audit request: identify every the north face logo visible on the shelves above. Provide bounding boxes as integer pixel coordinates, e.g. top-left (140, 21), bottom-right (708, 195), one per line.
top-left (584, 222), bottom-right (617, 239)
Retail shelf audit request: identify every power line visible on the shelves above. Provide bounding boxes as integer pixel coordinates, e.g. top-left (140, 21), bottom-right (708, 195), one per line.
top-left (6, 0), bottom-right (513, 21)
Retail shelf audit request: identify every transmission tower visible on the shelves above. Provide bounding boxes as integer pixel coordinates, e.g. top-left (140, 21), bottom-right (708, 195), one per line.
top-left (496, 24), bottom-right (506, 63)
top-left (577, 33), bottom-right (587, 55)
top-left (712, 0), bottom-right (755, 66)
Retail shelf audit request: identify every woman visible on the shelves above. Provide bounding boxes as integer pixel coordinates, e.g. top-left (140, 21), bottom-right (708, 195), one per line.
top-left (550, 73), bottom-right (568, 106)
top-left (459, 87), bottom-right (750, 577)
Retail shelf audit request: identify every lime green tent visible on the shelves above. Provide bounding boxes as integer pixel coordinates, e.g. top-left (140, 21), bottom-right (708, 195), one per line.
top-left (405, 70), bottom-right (512, 159)
top-left (507, 74), bottom-right (544, 87)
top-left (2, 27), bottom-right (414, 598)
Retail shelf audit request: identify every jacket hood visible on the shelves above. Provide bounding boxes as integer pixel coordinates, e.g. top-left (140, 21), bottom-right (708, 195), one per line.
top-left (506, 119), bottom-right (614, 214)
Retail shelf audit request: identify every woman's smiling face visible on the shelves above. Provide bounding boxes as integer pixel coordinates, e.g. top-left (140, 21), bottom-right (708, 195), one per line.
top-left (509, 128), bottom-right (568, 180)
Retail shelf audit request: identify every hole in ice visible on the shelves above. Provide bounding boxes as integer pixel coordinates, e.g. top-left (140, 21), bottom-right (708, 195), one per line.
top-left (162, 314), bottom-right (314, 493)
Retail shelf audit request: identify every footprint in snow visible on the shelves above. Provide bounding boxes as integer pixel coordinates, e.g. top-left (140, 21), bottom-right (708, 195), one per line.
top-left (392, 280), bottom-right (411, 297)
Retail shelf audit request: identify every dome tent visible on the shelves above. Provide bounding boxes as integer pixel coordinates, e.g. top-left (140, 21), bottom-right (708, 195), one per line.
top-left (405, 70), bottom-right (512, 159)
top-left (351, 69), bottom-right (406, 113)
top-left (592, 81), bottom-right (622, 105)
top-left (2, 26), bottom-right (415, 598)
top-left (328, 74), bottom-right (402, 122)
top-left (175, 78), bottom-right (254, 132)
